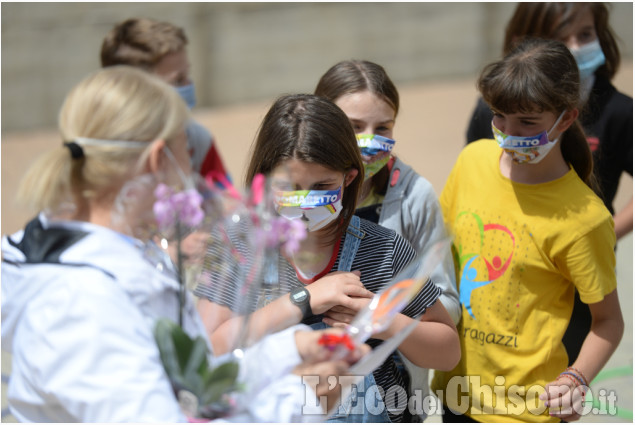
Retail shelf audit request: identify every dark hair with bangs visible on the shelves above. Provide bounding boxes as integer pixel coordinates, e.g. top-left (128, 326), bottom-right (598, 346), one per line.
top-left (314, 60), bottom-right (399, 197)
top-left (245, 94), bottom-right (364, 245)
top-left (479, 38), bottom-right (596, 190)
top-left (503, 3), bottom-right (621, 80)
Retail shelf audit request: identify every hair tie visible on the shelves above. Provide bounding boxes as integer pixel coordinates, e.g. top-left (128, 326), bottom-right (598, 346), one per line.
top-left (64, 141), bottom-right (85, 160)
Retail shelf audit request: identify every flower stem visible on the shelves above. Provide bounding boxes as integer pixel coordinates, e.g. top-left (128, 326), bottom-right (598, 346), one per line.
top-left (176, 222), bottom-right (185, 327)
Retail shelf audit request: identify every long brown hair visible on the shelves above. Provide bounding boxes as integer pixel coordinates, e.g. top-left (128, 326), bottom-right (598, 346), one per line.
top-left (314, 60), bottom-right (399, 196)
top-left (479, 38), bottom-right (596, 189)
top-left (245, 94), bottom-right (364, 244)
top-left (503, 3), bottom-right (620, 79)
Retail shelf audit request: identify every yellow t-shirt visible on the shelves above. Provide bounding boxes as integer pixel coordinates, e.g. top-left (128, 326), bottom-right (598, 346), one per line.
top-left (431, 140), bottom-right (617, 423)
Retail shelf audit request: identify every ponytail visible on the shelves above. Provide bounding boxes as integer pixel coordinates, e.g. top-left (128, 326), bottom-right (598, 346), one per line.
top-left (560, 121), bottom-right (599, 193)
top-left (17, 145), bottom-right (85, 216)
top-left (16, 66), bottom-right (189, 220)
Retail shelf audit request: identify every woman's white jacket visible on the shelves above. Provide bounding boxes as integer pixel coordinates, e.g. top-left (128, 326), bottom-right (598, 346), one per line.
top-left (2, 215), bottom-right (315, 422)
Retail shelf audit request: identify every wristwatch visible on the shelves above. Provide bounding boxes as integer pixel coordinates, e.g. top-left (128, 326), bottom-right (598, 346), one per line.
top-left (290, 286), bottom-right (313, 321)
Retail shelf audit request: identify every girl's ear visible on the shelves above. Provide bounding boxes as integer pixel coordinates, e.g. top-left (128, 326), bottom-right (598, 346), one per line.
top-left (557, 109), bottom-right (579, 133)
top-left (146, 139), bottom-right (167, 175)
top-left (344, 168), bottom-right (359, 187)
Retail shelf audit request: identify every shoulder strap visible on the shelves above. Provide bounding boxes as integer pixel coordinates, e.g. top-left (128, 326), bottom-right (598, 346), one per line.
top-left (338, 216), bottom-right (365, 272)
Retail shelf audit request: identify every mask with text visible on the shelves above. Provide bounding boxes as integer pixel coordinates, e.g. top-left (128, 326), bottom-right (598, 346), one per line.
top-left (274, 184), bottom-right (344, 232)
top-left (356, 134), bottom-right (395, 180)
top-left (491, 110), bottom-right (566, 164)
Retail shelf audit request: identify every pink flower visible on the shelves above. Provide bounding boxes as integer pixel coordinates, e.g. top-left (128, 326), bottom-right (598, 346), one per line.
top-left (153, 183), bottom-right (204, 233)
top-left (250, 174), bottom-right (266, 206)
top-left (154, 183), bottom-right (173, 200)
top-left (177, 189), bottom-right (204, 227)
top-left (282, 218), bottom-right (307, 255)
top-left (267, 216), bottom-right (306, 256)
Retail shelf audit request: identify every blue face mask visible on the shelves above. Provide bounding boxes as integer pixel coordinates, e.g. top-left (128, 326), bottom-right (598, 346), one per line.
top-left (569, 39), bottom-right (606, 82)
top-left (175, 83), bottom-right (196, 109)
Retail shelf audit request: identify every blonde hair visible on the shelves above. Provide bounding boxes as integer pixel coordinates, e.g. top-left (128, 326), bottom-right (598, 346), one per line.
top-left (17, 65), bottom-right (189, 215)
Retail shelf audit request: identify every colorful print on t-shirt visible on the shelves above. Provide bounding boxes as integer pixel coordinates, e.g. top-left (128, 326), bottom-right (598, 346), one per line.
top-left (453, 211), bottom-right (515, 319)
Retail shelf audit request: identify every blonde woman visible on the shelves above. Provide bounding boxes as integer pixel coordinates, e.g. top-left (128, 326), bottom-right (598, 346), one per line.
top-left (1, 66), bottom-right (365, 422)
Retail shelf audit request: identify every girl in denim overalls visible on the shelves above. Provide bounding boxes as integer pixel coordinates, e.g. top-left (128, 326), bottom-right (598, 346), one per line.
top-left (196, 94), bottom-right (460, 422)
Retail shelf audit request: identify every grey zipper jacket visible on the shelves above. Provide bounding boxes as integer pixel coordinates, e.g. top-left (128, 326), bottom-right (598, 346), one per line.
top-left (378, 157), bottom-right (460, 322)
top-left (375, 157), bottom-right (461, 419)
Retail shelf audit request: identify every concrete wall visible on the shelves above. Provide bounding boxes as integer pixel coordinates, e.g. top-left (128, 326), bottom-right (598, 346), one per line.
top-left (2, 2), bottom-right (633, 132)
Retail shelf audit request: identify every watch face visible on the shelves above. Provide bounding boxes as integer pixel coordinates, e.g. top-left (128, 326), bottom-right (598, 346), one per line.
top-left (292, 289), bottom-right (308, 303)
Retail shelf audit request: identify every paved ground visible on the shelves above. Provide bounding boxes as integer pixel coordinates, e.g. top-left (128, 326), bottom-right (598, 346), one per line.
top-left (1, 66), bottom-right (632, 422)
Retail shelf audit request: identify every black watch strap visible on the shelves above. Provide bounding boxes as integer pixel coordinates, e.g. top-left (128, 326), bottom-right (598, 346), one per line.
top-left (290, 286), bottom-right (313, 321)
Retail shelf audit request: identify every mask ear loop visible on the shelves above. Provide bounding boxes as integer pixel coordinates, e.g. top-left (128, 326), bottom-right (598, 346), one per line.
top-left (546, 110), bottom-right (567, 142)
top-left (162, 145), bottom-right (193, 190)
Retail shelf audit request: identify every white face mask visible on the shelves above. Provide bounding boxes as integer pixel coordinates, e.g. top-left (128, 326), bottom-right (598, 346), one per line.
top-left (491, 110), bottom-right (566, 164)
top-left (274, 184), bottom-right (344, 232)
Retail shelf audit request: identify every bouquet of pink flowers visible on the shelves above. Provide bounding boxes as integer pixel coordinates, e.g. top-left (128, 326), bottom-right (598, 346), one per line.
top-left (150, 172), bottom-right (306, 420)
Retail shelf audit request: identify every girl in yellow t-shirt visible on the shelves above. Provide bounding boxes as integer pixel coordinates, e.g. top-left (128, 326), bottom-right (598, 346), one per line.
top-left (432, 38), bottom-right (623, 423)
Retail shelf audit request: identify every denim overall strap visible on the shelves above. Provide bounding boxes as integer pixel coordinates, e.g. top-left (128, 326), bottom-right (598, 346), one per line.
top-left (337, 215), bottom-right (364, 272)
top-left (310, 215), bottom-right (364, 330)
top-left (321, 216), bottom-right (391, 423)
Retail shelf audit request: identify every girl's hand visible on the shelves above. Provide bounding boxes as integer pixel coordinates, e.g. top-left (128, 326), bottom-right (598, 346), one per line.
top-left (322, 298), bottom-right (373, 328)
top-left (539, 376), bottom-right (586, 421)
top-left (307, 270), bottom-right (373, 314)
top-left (294, 328), bottom-right (369, 365)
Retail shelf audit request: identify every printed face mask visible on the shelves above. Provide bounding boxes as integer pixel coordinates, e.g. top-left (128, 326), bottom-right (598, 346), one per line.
top-left (274, 184), bottom-right (343, 232)
top-left (175, 83), bottom-right (196, 109)
top-left (356, 134), bottom-right (396, 180)
top-left (570, 39), bottom-right (606, 82)
top-left (491, 111), bottom-right (566, 164)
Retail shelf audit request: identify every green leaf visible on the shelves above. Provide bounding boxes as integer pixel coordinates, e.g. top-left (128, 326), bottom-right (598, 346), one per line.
top-left (154, 319), bottom-right (244, 418)
top-left (154, 319), bottom-right (211, 398)
top-left (182, 337), bottom-right (210, 396)
top-left (154, 319), bottom-right (184, 378)
top-left (200, 361), bottom-right (241, 405)
top-left (208, 361), bottom-right (240, 382)
top-left (183, 337), bottom-right (210, 378)
top-left (171, 327), bottom-right (197, 373)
